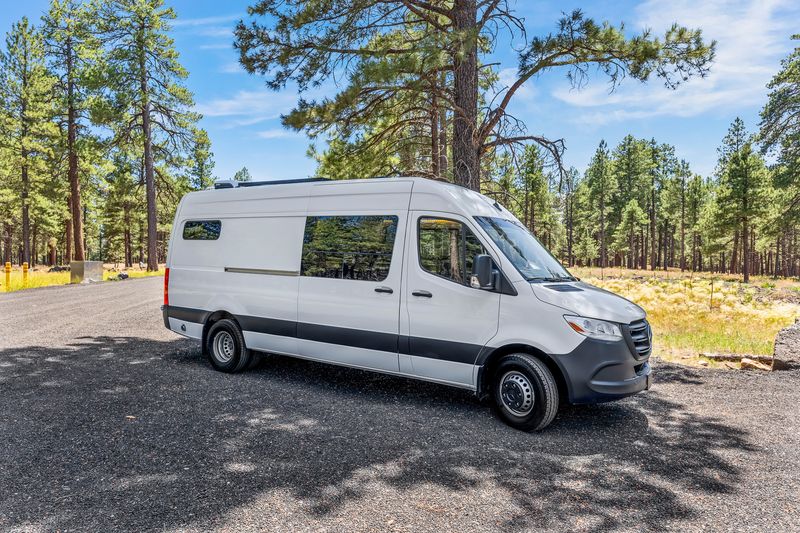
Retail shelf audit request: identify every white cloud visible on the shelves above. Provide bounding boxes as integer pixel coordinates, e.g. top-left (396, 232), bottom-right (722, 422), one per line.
top-left (199, 43), bottom-right (233, 50)
top-left (552, 0), bottom-right (799, 126)
top-left (256, 129), bottom-right (300, 139)
top-left (219, 61), bottom-right (244, 74)
top-left (195, 90), bottom-right (298, 126)
top-left (172, 14), bottom-right (241, 27)
top-left (196, 26), bottom-right (236, 38)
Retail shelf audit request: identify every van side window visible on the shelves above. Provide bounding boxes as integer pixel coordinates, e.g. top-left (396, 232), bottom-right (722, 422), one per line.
top-left (183, 220), bottom-right (221, 240)
top-left (418, 217), bottom-right (486, 285)
top-left (301, 216), bottom-right (398, 281)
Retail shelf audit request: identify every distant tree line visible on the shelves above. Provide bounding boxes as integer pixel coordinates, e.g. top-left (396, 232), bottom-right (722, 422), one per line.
top-left (484, 114), bottom-right (796, 282)
top-left (0, 0), bottom-right (214, 270)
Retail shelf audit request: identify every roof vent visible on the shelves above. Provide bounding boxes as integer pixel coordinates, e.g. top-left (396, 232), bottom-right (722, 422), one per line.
top-left (213, 179), bottom-right (237, 189)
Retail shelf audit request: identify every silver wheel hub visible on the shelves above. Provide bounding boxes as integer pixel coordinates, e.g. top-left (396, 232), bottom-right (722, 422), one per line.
top-left (213, 331), bottom-right (236, 363)
top-left (500, 371), bottom-right (534, 416)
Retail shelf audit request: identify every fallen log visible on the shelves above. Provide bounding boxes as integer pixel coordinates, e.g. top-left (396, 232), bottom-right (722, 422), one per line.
top-left (741, 357), bottom-right (772, 371)
top-left (699, 352), bottom-right (773, 364)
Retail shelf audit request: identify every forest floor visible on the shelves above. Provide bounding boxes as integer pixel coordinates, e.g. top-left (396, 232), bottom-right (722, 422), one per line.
top-left (571, 267), bottom-right (800, 368)
top-left (1, 277), bottom-right (798, 532)
top-left (0, 264), bottom-right (163, 292)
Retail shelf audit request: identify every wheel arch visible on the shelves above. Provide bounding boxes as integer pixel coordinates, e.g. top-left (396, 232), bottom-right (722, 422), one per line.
top-left (477, 344), bottom-right (570, 404)
top-left (201, 311), bottom-right (244, 355)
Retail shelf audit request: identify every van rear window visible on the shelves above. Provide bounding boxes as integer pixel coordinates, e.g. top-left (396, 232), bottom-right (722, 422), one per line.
top-left (183, 220), bottom-right (221, 240)
top-left (301, 216), bottom-right (398, 281)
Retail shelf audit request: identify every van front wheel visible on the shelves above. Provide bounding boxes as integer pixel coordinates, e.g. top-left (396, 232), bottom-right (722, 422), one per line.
top-left (205, 319), bottom-right (252, 373)
top-left (493, 353), bottom-right (559, 431)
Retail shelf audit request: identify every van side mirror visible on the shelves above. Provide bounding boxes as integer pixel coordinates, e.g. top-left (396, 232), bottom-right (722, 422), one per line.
top-left (471, 254), bottom-right (495, 290)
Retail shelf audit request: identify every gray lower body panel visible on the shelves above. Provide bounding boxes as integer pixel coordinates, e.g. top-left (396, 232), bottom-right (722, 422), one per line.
top-left (553, 338), bottom-right (651, 403)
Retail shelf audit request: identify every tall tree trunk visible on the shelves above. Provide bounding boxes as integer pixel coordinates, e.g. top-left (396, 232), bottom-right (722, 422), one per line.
top-left (2, 223), bottom-right (11, 264)
top-left (140, 44), bottom-right (158, 272)
top-left (66, 34), bottom-right (85, 261)
top-left (451, 0), bottom-right (480, 191)
top-left (32, 225), bottom-right (37, 267)
top-left (599, 193), bottom-right (607, 269)
top-left (680, 190), bottom-right (686, 271)
top-left (649, 144), bottom-right (657, 270)
top-left (742, 218), bottom-right (750, 283)
top-left (640, 227), bottom-right (646, 269)
top-left (430, 95), bottom-right (440, 178)
top-left (567, 196), bottom-right (574, 266)
top-left (21, 160), bottom-right (30, 265)
top-left (730, 229), bottom-right (739, 274)
top-left (438, 82), bottom-right (448, 178)
top-left (66, 194), bottom-right (73, 263)
top-left (124, 204), bottom-right (132, 268)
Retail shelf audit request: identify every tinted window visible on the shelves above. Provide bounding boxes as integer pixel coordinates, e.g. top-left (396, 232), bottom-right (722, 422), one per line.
top-left (301, 216), bottom-right (398, 281)
top-left (183, 220), bottom-right (221, 240)
top-left (418, 217), bottom-right (486, 285)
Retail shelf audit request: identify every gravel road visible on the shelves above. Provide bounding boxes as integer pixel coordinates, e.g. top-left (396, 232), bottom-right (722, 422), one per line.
top-left (1, 277), bottom-right (799, 532)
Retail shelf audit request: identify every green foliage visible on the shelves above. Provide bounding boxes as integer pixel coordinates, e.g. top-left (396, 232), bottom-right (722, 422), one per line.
top-left (235, 3), bottom-right (714, 189)
top-left (0, 0), bottom-right (207, 268)
top-left (233, 166), bottom-right (252, 182)
top-left (186, 128), bottom-right (214, 189)
top-left (760, 35), bottom-right (800, 187)
top-left (0, 17), bottom-right (59, 263)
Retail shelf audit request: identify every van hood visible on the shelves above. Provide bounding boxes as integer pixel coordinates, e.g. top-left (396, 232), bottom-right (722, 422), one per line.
top-left (529, 281), bottom-right (645, 324)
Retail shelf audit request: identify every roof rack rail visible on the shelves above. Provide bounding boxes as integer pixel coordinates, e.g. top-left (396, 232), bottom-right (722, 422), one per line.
top-left (213, 177), bottom-right (330, 190)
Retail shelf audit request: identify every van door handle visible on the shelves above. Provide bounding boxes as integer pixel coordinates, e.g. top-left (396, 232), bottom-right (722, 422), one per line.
top-left (374, 286), bottom-right (394, 294)
top-left (412, 290), bottom-right (432, 298)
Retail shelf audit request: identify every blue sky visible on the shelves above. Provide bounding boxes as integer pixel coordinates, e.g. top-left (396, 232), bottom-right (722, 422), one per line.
top-left (2, 0), bottom-right (798, 180)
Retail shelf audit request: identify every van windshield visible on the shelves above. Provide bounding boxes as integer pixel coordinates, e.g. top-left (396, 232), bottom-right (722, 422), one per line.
top-left (475, 217), bottom-right (575, 282)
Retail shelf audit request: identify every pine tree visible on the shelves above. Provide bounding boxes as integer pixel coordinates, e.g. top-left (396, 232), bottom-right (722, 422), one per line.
top-left (0, 17), bottom-right (56, 265)
top-left (94, 0), bottom-right (199, 271)
top-left (233, 167), bottom-right (252, 182)
top-left (235, 3), bottom-right (713, 191)
top-left (585, 141), bottom-right (617, 268)
top-left (186, 128), bottom-right (214, 189)
top-left (760, 34), bottom-right (800, 189)
top-left (42, 0), bottom-right (95, 262)
top-left (716, 119), bottom-right (769, 282)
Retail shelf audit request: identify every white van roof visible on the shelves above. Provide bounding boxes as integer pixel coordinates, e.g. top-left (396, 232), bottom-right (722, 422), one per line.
top-left (178, 177), bottom-right (514, 220)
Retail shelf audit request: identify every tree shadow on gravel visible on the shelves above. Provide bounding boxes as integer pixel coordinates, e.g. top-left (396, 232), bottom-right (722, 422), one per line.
top-left (0, 337), bottom-right (756, 532)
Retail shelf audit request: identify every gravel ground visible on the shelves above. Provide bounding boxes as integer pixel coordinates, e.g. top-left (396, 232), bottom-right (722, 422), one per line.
top-left (1, 277), bottom-right (799, 532)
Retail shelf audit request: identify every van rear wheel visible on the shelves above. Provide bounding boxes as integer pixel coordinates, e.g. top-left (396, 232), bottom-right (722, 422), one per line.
top-left (492, 353), bottom-right (559, 431)
top-left (206, 319), bottom-right (252, 373)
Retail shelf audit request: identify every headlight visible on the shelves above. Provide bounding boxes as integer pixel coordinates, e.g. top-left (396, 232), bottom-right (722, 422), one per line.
top-left (564, 315), bottom-right (622, 341)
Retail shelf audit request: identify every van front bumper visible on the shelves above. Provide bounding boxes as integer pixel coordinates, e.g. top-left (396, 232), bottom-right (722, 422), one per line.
top-left (554, 337), bottom-right (651, 404)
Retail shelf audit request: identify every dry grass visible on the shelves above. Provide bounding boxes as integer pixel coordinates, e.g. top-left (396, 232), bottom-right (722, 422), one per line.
top-left (572, 267), bottom-right (800, 366)
top-left (1, 266), bottom-right (163, 293)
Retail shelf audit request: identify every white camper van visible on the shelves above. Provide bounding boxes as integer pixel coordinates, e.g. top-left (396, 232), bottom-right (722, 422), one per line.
top-left (163, 177), bottom-right (651, 431)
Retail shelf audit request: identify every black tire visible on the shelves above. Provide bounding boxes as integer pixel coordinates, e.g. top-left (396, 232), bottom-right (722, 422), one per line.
top-left (205, 319), bottom-right (252, 373)
top-left (492, 353), bottom-right (559, 431)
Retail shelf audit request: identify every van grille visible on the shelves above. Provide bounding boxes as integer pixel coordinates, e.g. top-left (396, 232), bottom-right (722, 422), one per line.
top-left (625, 319), bottom-right (652, 359)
